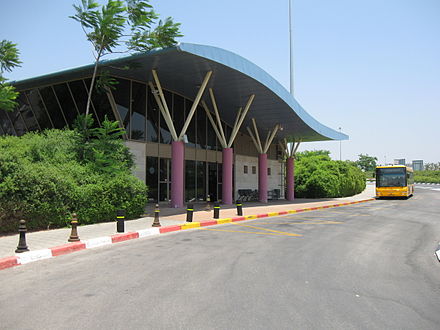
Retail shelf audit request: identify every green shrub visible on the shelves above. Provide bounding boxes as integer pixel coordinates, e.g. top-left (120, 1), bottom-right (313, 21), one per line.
top-left (0, 122), bottom-right (147, 234)
top-left (294, 151), bottom-right (366, 198)
top-left (414, 170), bottom-right (440, 184)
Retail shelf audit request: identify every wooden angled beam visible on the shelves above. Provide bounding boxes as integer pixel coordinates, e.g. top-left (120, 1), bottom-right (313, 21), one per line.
top-left (263, 124), bottom-right (279, 154)
top-left (228, 94), bottom-right (255, 147)
top-left (178, 71), bottom-right (213, 140)
top-left (209, 88), bottom-right (227, 145)
top-left (148, 81), bottom-right (178, 141)
top-left (247, 126), bottom-right (262, 153)
top-left (251, 118), bottom-right (262, 153)
top-left (202, 101), bottom-right (227, 148)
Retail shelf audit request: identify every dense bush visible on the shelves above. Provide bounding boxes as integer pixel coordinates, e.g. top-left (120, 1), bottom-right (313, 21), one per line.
top-left (414, 170), bottom-right (440, 184)
top-left (0, 117), bottom-right (147, 233)
top-left (294, 150), bottom-right (366, 198)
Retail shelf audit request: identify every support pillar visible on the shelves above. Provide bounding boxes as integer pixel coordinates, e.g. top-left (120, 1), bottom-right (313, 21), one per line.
top-left (222, 148), bottom-right (233, 205)
top-left (258, 153), bottom-right (268, 203)
top-left (171, 141), bottom-right (184, 208)
top-left (286, 157), bottom-right (295, 201)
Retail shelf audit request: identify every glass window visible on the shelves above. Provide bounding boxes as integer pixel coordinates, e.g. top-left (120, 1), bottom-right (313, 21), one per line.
top-left (197, 161), bottom-right (206, 200)
top-left (159, 158), bottom-right (170, 202)
top-left (208, 162), bottom-right (218, 201)
top-left (268, 167), bottom-right (271, 176)
top-left (53, 83), bottom-right (79, 127)
top-left (16, 93), bottom-right (39, 131)
top-left (112, 78), bottom-right (131, 132)
top-left (0, 110), bottom-right (16, 135)
top-left (26, 89), bottom-right (52, 129)
top-left (39, 86), bottom-right (67, 129)
top-left (91, 89), bottom-right (116, 124)
top-left (252, 166), bottom-right (256, 174)
top-left (7, 109), bottom-right (27, 136)
top-left (130, 81), bottom-right (146, 141)
top-left (82, 79), bottom-right (101, 126)
top-left (244, 165), bottom-right (248, 174)
top-left (376, 167), bottom-right (406, 187)
top-left (185, 160), bottom-right (196, 201)
top-left (146, 86), bottom-right (159, 142)
top-left (146, 156), bottom-right (158, 202)
top-left (68, 80), bottom-right (89, 115)
top-left (196, 106), bottom-right (206, 149)
top-left (206, 109), bottom-right (216, 150)
top-left (83, 78), bottom-right (116, 125)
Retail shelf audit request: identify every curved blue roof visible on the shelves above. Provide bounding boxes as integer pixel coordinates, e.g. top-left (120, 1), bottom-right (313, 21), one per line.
top-left (177, 43), bottom-right (347, 141)
top-left (13, 42), bottom-right (348, 142)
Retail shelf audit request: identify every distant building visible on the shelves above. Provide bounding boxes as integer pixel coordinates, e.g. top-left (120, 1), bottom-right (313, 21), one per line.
top-left (394, 159), bottom-right (405, 165)
top-left (412, 160), bottom-right (424, 171)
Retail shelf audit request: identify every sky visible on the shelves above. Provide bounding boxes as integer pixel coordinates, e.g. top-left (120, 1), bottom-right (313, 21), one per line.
top-left (1, 0), bottom-right (439, 164)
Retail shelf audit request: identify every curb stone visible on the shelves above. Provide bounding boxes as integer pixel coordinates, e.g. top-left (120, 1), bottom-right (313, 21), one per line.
top-left (0, 198), bottom-right (375, 271)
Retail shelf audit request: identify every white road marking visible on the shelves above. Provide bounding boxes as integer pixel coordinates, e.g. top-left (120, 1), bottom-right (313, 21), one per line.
top-left (17, 249), bottom-right (53, 264)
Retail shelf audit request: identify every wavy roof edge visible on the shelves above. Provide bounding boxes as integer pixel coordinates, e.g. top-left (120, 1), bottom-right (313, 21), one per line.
top-left (12, 42), bottom-right (348, 142)
top-left (177, 43), bottom-right (347, 141)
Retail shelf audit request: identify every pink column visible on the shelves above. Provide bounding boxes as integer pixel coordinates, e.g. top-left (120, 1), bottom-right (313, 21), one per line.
top-left (170, 140), bottom-right (184, 208)
top-left (259, 153), bottom-right (268, 203)
top-left (286, 157), bottom-right (295, 201)
top-left (222, 148), bottom-right (233, 205)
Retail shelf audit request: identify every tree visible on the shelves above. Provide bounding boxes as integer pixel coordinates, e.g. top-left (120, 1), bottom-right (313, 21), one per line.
top-left (0, 40), bottom-right (22, 111)
top-left (355, 154), bottom-right (377, 172)
top-left (70, 0), bottom-right (182, 122)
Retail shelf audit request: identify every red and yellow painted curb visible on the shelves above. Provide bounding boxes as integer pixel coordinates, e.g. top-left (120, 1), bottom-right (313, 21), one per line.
top-left (0, 197), bottom-right (375, 271)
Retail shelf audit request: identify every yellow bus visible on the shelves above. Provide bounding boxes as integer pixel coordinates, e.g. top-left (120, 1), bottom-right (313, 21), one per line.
top-left (375, 165), bottom-right (414, 198)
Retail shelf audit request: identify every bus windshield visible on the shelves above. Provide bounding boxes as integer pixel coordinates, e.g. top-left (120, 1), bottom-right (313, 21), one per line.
top-left (376, 167), bottom-right (406, 187)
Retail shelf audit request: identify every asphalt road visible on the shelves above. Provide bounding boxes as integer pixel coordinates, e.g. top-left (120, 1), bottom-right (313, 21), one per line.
top-left (1, 187), bottom-right (440, 329)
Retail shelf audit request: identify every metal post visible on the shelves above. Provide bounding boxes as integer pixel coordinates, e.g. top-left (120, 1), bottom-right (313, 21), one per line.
top-left (68, 213), bottom-right (80, 242)
top-left (152, 204), bottom-right (161, 227)
top-left (186, 203), bottom-right (194, 222)
top-left (15, 219), bottom-right (29, 253)
top-left (213, 201), bottom-right (220, 219)
top-left (236, 200), bottom-right (243, 216)
top-left (116, 209), bottom-right (125, 233)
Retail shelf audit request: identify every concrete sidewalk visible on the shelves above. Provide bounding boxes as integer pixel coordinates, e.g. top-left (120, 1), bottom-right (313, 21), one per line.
top-left (0, 184), bottom-right (375, 262)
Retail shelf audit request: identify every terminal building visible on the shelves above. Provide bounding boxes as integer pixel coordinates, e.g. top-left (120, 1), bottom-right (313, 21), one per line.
top-left (0, 43), bottom-right (347, 207)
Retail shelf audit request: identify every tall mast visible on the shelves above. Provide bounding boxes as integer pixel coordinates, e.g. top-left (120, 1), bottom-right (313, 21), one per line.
top-left (289, 0), bottom-right (294, 95)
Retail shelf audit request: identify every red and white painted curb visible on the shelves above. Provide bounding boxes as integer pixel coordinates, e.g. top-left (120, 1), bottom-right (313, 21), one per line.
top-left (0, 198), bottom-right (375, 271)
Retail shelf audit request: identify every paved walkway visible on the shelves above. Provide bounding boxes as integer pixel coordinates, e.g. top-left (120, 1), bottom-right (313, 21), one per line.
top-left (0, 184), bottom-right (375, 260)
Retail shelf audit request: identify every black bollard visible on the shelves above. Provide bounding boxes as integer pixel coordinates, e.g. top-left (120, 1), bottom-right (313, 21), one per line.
top-left (213, 201), bottom-right (220, 219)
top-left (15, 219), bottom-right (29, 253)
top-left (236, 200), bottom-right (243, 216)
top-left (116, 209), bottom-right (125, 233)
top-left (68, 213), bottom-right (80, 242)
top-left (186, 203), bottom-right (194, 222)
top-left (152, 204), bottom-right (161, 227)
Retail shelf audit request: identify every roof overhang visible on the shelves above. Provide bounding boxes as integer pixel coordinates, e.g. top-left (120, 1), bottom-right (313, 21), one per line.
top-left (13, 43), bottom-right (348, 143)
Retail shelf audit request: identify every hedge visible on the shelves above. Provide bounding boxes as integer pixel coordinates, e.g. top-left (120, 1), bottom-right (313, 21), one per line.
top-left (0, 125), bottom-right (147, 234)
top-left (294, 151), bottom-right (366, 198)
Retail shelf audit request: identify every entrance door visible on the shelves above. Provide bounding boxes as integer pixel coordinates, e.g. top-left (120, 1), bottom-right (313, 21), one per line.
top-left (208, 162), bottom-right (218, 202)
top-left (159, 158), bottom-right (171, 202)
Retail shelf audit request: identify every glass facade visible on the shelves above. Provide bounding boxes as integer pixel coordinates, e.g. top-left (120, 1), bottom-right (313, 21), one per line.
top-left (2, 76), bottom-right (229, 203)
